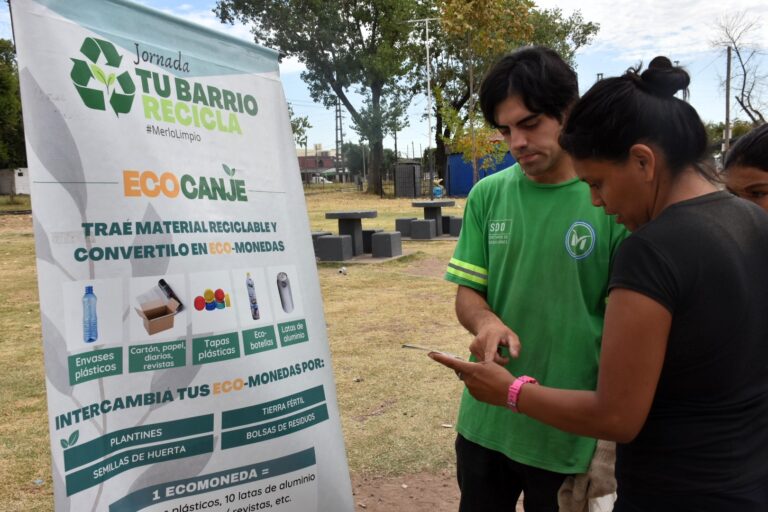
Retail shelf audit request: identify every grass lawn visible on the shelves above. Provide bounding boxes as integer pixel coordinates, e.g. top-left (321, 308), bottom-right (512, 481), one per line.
top-left (0, 190), bottom-right (469, 509)
top-left (0, 194), bottom-right (32, 212)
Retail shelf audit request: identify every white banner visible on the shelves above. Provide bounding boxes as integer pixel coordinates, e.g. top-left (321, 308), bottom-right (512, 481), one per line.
top-left (11, 0), bottom-right (353, 510)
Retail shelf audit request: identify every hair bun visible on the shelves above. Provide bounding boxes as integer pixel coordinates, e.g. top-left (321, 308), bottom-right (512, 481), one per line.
top-left (639, 56), bottom-right (689, 98)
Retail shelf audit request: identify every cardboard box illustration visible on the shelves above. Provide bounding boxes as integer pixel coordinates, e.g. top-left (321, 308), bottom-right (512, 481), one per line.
top-left (135, 298), bottom-right (180, 335)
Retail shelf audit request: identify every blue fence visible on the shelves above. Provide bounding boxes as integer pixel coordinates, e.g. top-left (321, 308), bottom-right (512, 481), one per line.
top-left (445, 152), bottom-right (516, 197)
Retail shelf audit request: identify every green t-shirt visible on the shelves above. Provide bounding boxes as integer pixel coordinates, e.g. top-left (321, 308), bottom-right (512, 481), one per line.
top-left (445, 164), bottom-right (628, 473)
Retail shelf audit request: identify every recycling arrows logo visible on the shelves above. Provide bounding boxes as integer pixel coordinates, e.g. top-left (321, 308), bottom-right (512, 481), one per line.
top-left (70, 37), bottom-right (135, 116)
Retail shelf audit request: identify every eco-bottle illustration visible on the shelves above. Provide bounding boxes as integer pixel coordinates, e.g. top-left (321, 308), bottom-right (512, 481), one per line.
top-left (276, 272), bottom-right (294, 313)
top-left (158, 278), bottom-right (184, 311)
top-left (246, 272), bottom-right (260, 320)
top-left (83, 285), bottom-right (98, 343)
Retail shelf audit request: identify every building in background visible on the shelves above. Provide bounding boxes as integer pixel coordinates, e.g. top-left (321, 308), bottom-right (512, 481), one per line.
top-left (0, 168), bottom-right (30, 195)
top-left (296, 144), bottom-right (348, 183)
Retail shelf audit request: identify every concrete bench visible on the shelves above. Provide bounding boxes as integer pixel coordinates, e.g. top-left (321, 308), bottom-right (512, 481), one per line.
top-left (362, 229), bottom-right (384, 254)
top-left (325, 210), bottom-right (377, 256)
top-left (412, 200), bottom-right (455, 236)
top-left (372, 232), bottom-right (402, 258)
top-left (311, 231), bottom-right (333, 253)
top-left (442, 215), bottom-right (456, 235)
top-left (395, 217), bottom-right (417, 237)
top-left (316, 234), bottom-right (353, 261)
top-left (449, 217), bottom-right (463, 237)
top-left (410, 219), bottom-right (436, 239)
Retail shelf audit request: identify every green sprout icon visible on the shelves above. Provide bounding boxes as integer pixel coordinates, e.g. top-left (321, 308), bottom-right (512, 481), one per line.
top-left (60, 430), bottom-right (79, 449)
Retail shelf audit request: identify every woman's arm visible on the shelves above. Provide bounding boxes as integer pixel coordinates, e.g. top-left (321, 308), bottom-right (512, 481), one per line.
top-left (431, 288), bottom-right (671, 442)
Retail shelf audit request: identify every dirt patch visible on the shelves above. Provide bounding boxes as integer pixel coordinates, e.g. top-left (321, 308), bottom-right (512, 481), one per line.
top-left (0, 213), bottom-right (32, 234)
top-left (405, 254), bottom-right (450, 279)
top-left (350, 471), bottom-right (525, 511)
top-left (351, 471), bottom-right (460, 511)
top-left (354, 398), bottom-right (398, 422)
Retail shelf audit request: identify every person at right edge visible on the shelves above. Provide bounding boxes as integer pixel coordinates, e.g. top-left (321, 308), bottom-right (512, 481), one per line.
top-left (444, 46), bottom-right (628, 512)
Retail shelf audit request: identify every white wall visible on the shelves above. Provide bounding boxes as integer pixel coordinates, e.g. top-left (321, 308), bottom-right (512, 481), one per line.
top-left (14, 168), bottom-right (30, 195)
top-left (0, 168), bottom-right (30, 195)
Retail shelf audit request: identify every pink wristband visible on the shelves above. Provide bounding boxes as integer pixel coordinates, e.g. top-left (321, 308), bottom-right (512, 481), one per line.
top-left (507, 375), bottom-right (538, 413)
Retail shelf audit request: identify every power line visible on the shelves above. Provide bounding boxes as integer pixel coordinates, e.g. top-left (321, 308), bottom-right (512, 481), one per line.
top-left (691, 52), bottom-right (723, 76)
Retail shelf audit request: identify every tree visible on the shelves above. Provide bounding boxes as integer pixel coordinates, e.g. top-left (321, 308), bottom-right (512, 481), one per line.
top-left (342, 141), bottom-right (365, 177)
top-left (0, 39), bottom-right (27, 201)
top-left (215, 0), bottom-right (424, 194)
top-left (527, 8), bottom-right (599, 65)
top-left (705, 119), bottom-right (753, 146)
top-left (436, 0), bottom-right (533, 183)
top-left (382, 147), bottom-right (396, 177)
top-left (435, 87), bottom-right (507, 172)
top-left (287, 104), bottom-right (312, 147)
top-left (421, 4), bottom-right (598, 181)
top-left (713, 11), bottom-right (767, 125)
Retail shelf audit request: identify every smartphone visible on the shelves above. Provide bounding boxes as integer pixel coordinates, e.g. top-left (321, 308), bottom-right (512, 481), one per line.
top-left (401, 343), bottom-right (463, 360)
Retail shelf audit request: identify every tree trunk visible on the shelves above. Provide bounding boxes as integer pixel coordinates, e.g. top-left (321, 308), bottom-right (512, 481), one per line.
top-left (10, 171), bottom-right (16, 204)
top-left (368, 137), bottom-right (383, 195)
top-left (366, 84), bottom-right (384, 194)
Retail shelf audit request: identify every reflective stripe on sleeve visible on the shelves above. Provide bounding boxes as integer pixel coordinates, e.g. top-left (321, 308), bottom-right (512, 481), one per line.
top-left (446, 258), bottom-right (488, 286)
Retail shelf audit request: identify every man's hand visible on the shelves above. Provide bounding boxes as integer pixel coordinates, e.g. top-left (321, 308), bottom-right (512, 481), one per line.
top-left (470, 320), bottom-right (521, 363)
top-left (428, 352), bottom-right (515, 406)
top-left (455, 286), bottom-right (520, 363)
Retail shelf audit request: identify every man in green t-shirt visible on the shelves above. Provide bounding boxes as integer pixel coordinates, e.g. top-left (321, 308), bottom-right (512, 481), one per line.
top-left (445, 47), bottom-right (627, 511)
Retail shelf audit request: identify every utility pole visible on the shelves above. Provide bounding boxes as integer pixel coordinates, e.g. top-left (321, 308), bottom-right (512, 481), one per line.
top-left (724, 46), bottom-right (732, 156)
top-left (469, 34), bottom-right (478, 185)
top-left (394, 129), bottom-right (398, 162)
top-left (408, 17), bottom-right (438, 198)
top-left (335, 98), bottom-right (345, 182)
top-left (361, 140), bottom-right (366, 180)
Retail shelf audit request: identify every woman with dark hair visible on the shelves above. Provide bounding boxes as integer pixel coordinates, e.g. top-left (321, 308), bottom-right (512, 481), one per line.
top-left (724, 123), bottom-right (768, 211)
top-left (431, 57), bottom-right (768, 511)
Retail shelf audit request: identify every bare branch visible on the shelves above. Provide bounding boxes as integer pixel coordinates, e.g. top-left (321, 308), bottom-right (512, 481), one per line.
top-left (713, 9), bottom-right (766, 123)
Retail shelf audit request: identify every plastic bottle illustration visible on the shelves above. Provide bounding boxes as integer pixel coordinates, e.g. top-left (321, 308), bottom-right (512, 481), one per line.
top-left (246, 272), bottom-right (260, 320)
top-left (83, 285), bottom-right (98, 343)
top-left (158, 278), bottom-right (184, 311)
top-left (276, 272), bottom-right (294, 313)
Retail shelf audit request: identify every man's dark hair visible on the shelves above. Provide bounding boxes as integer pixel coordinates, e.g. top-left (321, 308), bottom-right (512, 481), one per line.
top-left (560, 57), bottom-right (716, 181)
top-left (480, 46), bottom-right (578, 128)
top-left (725, 123), bottom-right (768, 173)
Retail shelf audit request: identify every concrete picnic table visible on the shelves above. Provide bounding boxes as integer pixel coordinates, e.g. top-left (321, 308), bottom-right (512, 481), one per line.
top-left (411, 200), bottom-right (456, 236)
top-left (325, 210), bottom-right (378, 256)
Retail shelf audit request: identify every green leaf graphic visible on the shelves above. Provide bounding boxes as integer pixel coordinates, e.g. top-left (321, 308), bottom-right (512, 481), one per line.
top-left (222, 164), bottom-right (236, 177)
top-left (107, 73), bottom-right (116, 88)
top-left (60, 439), bottom-right (69, 449)
top-left (90, 64), bottom-right (107, 86)
top-left (68, 430), bottom-right (79, 447)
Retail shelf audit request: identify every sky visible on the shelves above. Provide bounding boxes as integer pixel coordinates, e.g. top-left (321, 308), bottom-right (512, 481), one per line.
top-left (2, 0), bottom-right (767, 157)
